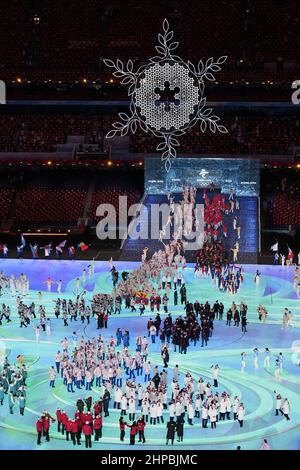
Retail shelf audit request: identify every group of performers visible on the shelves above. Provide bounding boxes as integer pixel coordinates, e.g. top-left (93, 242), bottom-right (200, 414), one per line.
top-left (195, 244), bottom-right (244, 295)
top-left (0, 184), bottom-right (297, 451)
top-left (0, 236), bottom-right (87, 259)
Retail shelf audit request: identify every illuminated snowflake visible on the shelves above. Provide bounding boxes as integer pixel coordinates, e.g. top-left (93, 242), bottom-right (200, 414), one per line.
top-left (103, 19), bottom-right (228, 171)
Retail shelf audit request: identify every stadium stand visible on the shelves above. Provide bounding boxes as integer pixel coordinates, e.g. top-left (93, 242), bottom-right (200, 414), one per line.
top-left (0, 0), bottom-right (299, 90)
top-left (130, 114), bottom-right (300, 155)
top-left (0, 114), bottom-right (113, 152)
top-left (0, 113), bottom-right (299, 155)
top-left (0, 168), bottom-right (143, 229)
top-left (261, 170), bottom-right (300, 229)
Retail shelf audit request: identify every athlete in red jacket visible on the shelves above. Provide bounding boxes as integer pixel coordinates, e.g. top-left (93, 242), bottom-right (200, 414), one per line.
top-left (41, 416), bottom-right (52, 442)
top-left (81, 412), bottom-right (89, 424)
top-left (76, 413), bottom-right (83, 436)
top-left (137, 418), bottom-right (146, 443)
top-left (36, 418), bottom-right (43, 445)
top-left (60, 411), bottom-right (68, 435)
top-left (93, 415), bottom-right (103, 440)
top-left (94, 400), bottom-right (102, 416)
top-left (119, 417), bottom-right (126, 441)
top-left (75, 409), bottom-right (82, 424)
top-left (126, 421), bottom-right (138, 445)
top-left (56, 408), bottom-right (62, 432)
top-left (70, 419), bottom-right (80, 446)
top-left (65, 419), bottom-right (73, 441)
top-left (82, 421), bottom-right (93, 448)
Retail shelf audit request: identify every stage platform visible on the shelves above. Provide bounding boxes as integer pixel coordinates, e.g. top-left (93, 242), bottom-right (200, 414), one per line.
top-left (120, 193), bottom-right (259, 263)
top-left (0, 259), bottom-right (299, 450)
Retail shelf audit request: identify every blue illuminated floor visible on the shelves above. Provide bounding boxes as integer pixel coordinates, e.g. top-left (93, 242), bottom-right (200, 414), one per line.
top-left (0, 259), bottom-right (299, 450)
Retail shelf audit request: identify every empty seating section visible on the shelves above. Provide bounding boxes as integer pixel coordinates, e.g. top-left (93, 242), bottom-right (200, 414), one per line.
top-left (271, 194), bottom-right (300, 228)
top-left (0, 114), bottom-right (299, 154)
top-left (0, 188), bottom-right (14, 219)
top-left (177, 0), bottom-right (299, 77)
top-left (0, 172), bottom-right (142, 227)
top-left (34, 1), bottom-right (102, 81)
top-left (0, 1), bottom-right (299, 83)
top-left (0, 115), bottom-right (112, 152)
top-left (0, 116), bottom-right (24, 152)
top-left (104, 1), bottom-right (169, 61)
top-left (90, 188), bottom-right (142, 223)
top-left (130, 115), bottom-right (300, 155)
top-left (261, 171), bottom-right (300, 228)
top-left (0, 1), bottom-right (30, 80)
top-left (14, 177), bottom-right (88, 225)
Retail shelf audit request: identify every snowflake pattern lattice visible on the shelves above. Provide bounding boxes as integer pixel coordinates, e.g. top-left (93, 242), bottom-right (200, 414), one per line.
top-left (135, 62), bottom-right (199, 131)
top-left (104, 19), bottom-right (228, 172)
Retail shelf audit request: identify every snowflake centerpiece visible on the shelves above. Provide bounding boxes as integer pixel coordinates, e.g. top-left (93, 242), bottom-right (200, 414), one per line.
top-left (104, 19), bottom-right (228, 171)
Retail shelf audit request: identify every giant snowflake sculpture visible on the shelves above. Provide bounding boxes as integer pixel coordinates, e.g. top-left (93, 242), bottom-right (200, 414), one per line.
top-left (104, 19), bottom-right (228, 171)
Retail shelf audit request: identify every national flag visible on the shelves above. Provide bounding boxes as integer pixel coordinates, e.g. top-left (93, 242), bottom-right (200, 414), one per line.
top-left (21, 234), bottom-right (26, 248)
top-left (45, 243), bottom-right (52, 256)
top-left (78, 242), bottom-right (89, 252)
top-left (30, 243), bottom-right (38, 258)
top-left (40, 242), bottom-right (52, 257)
top-left (287, 245), bottom-right (294, 260)
top-left (68, 246), bottom-right (75, 256)
top-left (56, 240), bottom-right (67, 253)
top-left (270, 242), bottom-right (278, 252)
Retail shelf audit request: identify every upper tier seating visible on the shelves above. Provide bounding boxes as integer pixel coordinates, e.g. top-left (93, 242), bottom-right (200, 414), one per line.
top-left (0, 0), bottom-right (299, 83)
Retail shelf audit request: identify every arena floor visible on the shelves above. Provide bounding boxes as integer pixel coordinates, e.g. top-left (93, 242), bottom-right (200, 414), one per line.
top-left (0, 259), bottom-right (299, 450)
